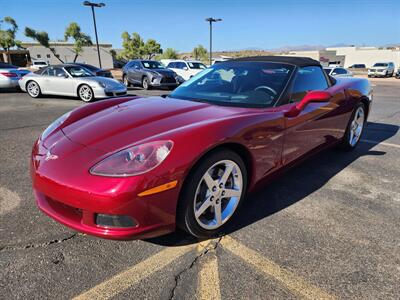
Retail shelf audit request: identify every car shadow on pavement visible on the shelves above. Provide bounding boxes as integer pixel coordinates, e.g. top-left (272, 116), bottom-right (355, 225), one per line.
top-left (146, 122), bottom-right (399, 246)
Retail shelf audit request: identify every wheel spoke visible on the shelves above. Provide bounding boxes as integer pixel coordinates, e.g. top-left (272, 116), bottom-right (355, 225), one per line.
top-left (219, 163), bottom-right (234, 185)
top-left (223, 188), bottom-right (241, 198)
top-left (214, 201), bottom-right (222, 226)
top-left (203, 172), bottom-right (215, 191)
top-left (195, 196), bottom-right (212, 218)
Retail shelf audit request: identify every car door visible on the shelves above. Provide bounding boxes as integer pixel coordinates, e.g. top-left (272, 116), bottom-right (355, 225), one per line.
top-left (44, 67), bottom-right (75, 95)
top-left (127, 62), bottom-right (140, 84)
top-left (282, 66), bottom-right (344, 166)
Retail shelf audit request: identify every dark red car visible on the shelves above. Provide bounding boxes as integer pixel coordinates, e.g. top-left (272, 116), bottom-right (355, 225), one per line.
top-left (31, 56), bottom-right (372, 239)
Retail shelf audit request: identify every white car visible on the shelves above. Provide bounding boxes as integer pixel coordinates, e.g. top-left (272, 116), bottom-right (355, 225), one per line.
top-left (324, 67), bottom-right (353, 77)
top-left (368, 62), bottom-right (395, 78)
top-left (166, 60), bottom-right (207, 81)
top-left (31, 60), bottom-right (49, 70)
top-left (19, 64), bottom-right (127, 102)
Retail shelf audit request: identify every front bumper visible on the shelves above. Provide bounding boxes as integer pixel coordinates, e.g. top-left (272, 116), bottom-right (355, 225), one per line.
top-left (93, 86), bottom-right (127, 98)
top-left (31, 133), bottom-right (178, 240)
top-left (149, 76), bottom-right (179, 87)
top-left (368, 70), bottom-right (388, 77)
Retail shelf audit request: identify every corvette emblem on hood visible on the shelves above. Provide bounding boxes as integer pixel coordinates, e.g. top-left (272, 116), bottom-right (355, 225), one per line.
top-left (45, 149), bottom-right (58, 161)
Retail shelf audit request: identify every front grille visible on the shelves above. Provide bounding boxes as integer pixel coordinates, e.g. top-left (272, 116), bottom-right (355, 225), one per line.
top-left (161, 76), bottom-right (176, 84)
top-left (116, 92), bottom-right (126, 96)
top-left (370, 69), bottom-right (375, 72)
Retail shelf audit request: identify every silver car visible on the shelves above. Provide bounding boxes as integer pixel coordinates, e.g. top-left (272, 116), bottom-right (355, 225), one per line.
top-left (0, 62), bottom-right (31, 89)
top-left (19, 64), bottom-right (127, 102)
top-left (324, 67), bottom-right (353, 77)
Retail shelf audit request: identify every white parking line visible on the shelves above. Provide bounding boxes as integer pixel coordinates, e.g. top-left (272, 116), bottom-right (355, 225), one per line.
top-left (360, 139), bottom-right (400, 149)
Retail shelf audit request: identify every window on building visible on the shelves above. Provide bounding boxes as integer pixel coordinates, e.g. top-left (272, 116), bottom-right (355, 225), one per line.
top-left (46, 54), bottom-right (51, 58)
top-left (37, 54), bottom-right (41, 58)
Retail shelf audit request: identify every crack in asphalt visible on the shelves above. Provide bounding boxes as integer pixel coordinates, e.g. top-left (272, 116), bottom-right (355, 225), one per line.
top-left (0, 123), bottom-right (48, 131)
top-left (168, 236), bottom-right (223, 300)
top-left (0, 232), bottom-right (78, 251)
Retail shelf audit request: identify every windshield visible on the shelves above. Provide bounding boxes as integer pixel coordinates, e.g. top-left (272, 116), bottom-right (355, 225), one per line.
top-left (168, 62), bottom-right (294, 107)
top-left (142, 61), bottom-right (164, 69)
top-left (373, 63), bottom-right (388, 67)
top-left (188, 62), bottom-right (207, 69)
top-left (64, 66), bottom-right (94, 77)
top-left (34, 62), bottom-right (47, 65)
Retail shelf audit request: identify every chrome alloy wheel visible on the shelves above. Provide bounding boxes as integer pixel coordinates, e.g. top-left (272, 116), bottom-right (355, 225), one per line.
top-left (27, 81), bottom-right (40, 97)
top-left (194, 160), bottom-right (243, 230)
top-left (79, 85), bottom-right (93, 102)
top-left (349, 106), bottom-right (365, 146)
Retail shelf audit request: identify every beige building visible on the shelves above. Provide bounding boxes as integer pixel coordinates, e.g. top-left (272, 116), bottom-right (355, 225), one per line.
top-left (281, 46), bottom-right (400, 69)
top-left (21, 42), bottom-right (114, 69)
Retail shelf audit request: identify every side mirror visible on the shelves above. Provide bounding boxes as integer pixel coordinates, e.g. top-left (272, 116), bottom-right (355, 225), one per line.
top-left (285, 91), bottom-right (331, 118)
top-left (183, 67), bottom-right (188, 71)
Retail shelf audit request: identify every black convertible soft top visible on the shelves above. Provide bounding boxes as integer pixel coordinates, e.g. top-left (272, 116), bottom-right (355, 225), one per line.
top-left (230, 56), bottom-right (321, 67)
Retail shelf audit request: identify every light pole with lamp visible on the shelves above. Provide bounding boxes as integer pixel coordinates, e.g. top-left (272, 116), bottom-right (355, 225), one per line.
top-left (83, 1), bottom-right (105, 68)
top-left (205, 17), bottom-right (222, 66)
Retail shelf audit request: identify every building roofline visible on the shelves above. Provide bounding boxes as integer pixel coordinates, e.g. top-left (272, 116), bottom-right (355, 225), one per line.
top-left (21, 42), bottom-right (113, 48)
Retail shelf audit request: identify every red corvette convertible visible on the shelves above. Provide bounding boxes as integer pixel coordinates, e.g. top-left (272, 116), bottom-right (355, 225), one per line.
top-left (31, 56), bottom-right (372, 239)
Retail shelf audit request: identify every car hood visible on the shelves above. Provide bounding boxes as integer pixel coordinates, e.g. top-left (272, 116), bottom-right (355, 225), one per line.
top-left (62, 96), bottom-right (246, 153)
top-left (84, 76), bottom-right (124, 88)
top-left (370, 67), bottom-right (387, 70)
top-left (148, 69), bottom-right (176, 76)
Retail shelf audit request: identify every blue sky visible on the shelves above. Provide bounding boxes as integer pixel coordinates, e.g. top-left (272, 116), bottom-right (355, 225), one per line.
top-left (1, 0), bottom-right (399, 52)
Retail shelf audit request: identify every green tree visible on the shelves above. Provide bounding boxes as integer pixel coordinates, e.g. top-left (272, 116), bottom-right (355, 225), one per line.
top-left (118, 32), bottom-right (163, 60)
top-left (143, 39), bottom-right (162, 59)
top-left (192, 45), bottom-right (208, 61)
top-left (24, 27), bottom-right (64, 63)
top-left (118, 32), bottom-right (144, 60)
top-left (64, 22), bottom-right (92, 62)
top-left (160, 48), bottom-right (178, 59)
top-left (0, 17), bottom-right (22, 63)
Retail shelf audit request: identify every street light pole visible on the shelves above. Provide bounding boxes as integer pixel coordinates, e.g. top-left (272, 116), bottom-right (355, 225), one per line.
top-left (83, 1), bottom-right (105, 68)
top-left (205, 18), bottom-right (222, 66)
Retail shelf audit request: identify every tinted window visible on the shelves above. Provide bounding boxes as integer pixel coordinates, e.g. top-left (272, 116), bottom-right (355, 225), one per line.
top-left (50, 67), bottom-right (67, 77)
top-left (167, 62), bottom-right (175, 68)
top-left (333, 68), bottom-right (347, 74)
top-left (169, 62), bottom-right (295, 107)
top-left (290, 66), bottom-right (328, 102)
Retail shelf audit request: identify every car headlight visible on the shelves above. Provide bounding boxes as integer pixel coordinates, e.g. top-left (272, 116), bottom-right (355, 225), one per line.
top-left (90, 140), bottom-right (173, 177)
top-left (41, 112), bottom-right (71, 141)
top-left (98, 81), bottom-right (107, 88)
top-left (149, 71), bottom-right (161, 77)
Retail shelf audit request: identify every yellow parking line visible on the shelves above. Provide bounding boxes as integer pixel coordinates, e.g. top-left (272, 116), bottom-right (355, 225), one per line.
top-left (197, 243), bottom-right (221, 300)
top-left (221, 236), bottom-right (336, 300)
top-left (73, 244), bottom-right (193, 300)
top-left (360, 139), bottom-right (400, 149)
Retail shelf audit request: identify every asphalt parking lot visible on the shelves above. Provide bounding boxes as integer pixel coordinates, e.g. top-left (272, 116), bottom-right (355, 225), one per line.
top-left (1, 80), bottom-right (399, 299)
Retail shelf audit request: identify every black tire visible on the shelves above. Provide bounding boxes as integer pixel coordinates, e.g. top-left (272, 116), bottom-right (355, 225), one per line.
top-left (78, 84), bottom-right (94, 102)
top-left (142, 76), bottom-right (150, 90)
top-left (123, 75), bottom-right (131, 87)
top-left (177, 149), bottom-right (247, 238)
top-left (339, 102), bottom-right (366, 151)
top-left (26, 80), bottom-right (41, 98)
